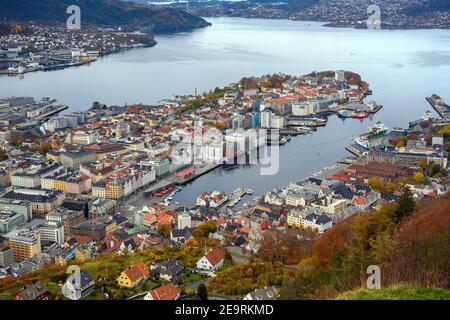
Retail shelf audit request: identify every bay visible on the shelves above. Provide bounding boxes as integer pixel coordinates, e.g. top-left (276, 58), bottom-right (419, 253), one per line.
top-left (1, 17), bottom-right (449, 205)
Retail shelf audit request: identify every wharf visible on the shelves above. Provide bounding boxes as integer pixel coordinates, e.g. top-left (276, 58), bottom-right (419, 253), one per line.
top-left (33, 105), bottom-right (69, 120)
top-left (175, 163), bottom-right (222, 185)
top-left (345, 144), bottom-right (366, 157)
top-left (426, 96), bottom-right (450, 120)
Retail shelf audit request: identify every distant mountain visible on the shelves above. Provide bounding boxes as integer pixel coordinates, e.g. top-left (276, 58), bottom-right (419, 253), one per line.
top-left (403, 0), bottom-right (450, 16)
top-left (0, 0), bottom-right (211, 33)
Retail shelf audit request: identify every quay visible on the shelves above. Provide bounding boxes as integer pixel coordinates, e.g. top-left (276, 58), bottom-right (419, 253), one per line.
top-left (426, 94), bottom-right (450, 120)
top-left (34, 105), bottom-right (69, 120)
top-left (345, 144), bottom-right (366, 157)
top-left (143, 163), bottom-right (222, 197)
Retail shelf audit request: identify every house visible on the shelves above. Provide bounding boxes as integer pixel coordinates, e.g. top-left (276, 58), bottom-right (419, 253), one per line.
top-left (150, 259), bottom-right (185, 284)
top-left (144, 283), bottom-right (180, 300)
top-left (13, 281), bottom-right (49, 300)
top-left (196, 191), bottom-right (227, 208)
top-left (196, 248), bottom-right (224, 271)
top-left (61, 270), bottom-right (95, 300)
top-left (244, 286), bottom-right (278, 300)
top-left (171, 227), bottom-right (193, 244)
top-left (117, 262), bottom-right (150, 289)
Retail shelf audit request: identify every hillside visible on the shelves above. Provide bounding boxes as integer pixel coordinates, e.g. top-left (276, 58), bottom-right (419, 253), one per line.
top-left (0, 0), bottom-right (211, 33)
top-left (336, 285), bottom-right (450, 300)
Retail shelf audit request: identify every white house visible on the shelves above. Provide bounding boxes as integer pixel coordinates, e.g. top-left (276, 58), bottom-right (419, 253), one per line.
top-left (196, 248), bottom-right (224, 272)
top-left (61, 270), bottom-right (95, 300)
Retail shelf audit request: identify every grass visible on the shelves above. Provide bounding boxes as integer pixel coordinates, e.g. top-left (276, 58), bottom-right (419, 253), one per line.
top-left (337, 285), bottom-right (450, 300)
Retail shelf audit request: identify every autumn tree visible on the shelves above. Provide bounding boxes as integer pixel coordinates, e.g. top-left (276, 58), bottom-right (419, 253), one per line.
top-left (157, 223), bottom-right (172, 238)
top-left (393, 186), bottom-right (416, 224)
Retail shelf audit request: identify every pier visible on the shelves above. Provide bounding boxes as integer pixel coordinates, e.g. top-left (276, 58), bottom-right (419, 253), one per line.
top-left (426, 95), bottom-right (450, 120)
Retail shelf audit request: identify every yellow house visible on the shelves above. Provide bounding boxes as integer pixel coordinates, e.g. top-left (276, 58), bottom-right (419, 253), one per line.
top-left (117, 262), bottom-right (150, 289)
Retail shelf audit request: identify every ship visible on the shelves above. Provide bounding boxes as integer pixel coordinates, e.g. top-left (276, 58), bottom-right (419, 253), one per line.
top-left (337, 110), bottom-right (352, 119)
top-left (354, 121), bottom-right (389, 149)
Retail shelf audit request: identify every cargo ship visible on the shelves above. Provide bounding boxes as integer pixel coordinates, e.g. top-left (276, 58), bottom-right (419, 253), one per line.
top-left (354, 121), bottom-right (389, 149)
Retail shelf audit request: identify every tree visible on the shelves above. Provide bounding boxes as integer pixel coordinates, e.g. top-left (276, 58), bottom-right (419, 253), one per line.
top-left (197, 283), bottom-right (208, 300)
top-left (393, 186), bottom-right (416, 224)
top-left (157, 223), bottom-right (172, 238)
top-left (368, 178), bottom-right (384, 193)
top-left (413, 172), bottom-right (425, 183)
top-left (419, 159), bottom-right (428, 170)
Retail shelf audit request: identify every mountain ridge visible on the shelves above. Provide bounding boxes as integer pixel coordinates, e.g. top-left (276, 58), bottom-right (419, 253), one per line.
top-left (0, 0), bottom-right (211, 33)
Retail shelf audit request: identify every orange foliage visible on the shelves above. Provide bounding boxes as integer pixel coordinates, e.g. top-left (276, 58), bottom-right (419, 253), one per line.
top-left (312, 216), bottom-right (356, 266)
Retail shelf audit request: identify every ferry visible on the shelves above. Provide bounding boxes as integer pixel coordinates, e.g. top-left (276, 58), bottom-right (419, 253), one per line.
top-left (354, 121), bottom-right (389, 149)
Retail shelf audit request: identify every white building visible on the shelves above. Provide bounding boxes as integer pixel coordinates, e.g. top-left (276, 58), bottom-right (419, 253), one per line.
top-left (196, 248), bottom-right (224, 272)
top-left (61, 270), bottom-right (95, 300)
top-left (177, 210), bottom-right (191, 230)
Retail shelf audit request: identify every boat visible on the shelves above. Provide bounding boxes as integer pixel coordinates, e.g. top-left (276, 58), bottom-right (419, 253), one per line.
top-left (354, 121), bottom-right (389, 149)
top-left (355, 111), bottom-right (369, 119)
top-left (337, 110), bottom-right (352, 119)
top-left (246, 189), bottom-right (254, 195)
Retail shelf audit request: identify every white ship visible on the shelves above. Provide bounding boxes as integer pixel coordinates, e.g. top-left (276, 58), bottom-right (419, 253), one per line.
top-left (354, 121), bottom-right (389, 149)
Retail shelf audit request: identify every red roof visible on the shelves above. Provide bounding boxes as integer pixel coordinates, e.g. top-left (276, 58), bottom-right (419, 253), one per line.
top-left (150, 283), bottom-right (180, 300)
top-left (205, 248), bottom-right (224, 267)
top-left (176, 169), bottom-right (193, 177)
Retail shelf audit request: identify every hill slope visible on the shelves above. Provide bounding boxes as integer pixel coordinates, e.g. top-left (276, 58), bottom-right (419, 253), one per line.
top-left (0, 0), bottom-right (211, 33)
top-left (337, 285), bottom-right (450, 300)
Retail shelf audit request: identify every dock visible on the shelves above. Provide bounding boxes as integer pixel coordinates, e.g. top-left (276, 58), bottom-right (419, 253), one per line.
top-left (345, 144), bottom-right (366, 157)
top-left (426, 95), bottom-right (450, 120)
top-left (34, 105), bottom-right (69, 120)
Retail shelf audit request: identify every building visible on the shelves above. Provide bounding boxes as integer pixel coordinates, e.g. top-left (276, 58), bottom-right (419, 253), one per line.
top-left (244, 286), bottom-right (278, 300)
top-left (7, 229), bottom-right (41, 262)
top-left (39, 220), bottom-right (65, 246)
top-left (0, 246), bottom-right (14, 269)
top-left (116, 262), bottom-right (150, 289)
top-left (67, 131), bottom-right (96, 145)
top-left (10, 162), bottom-right (63, 188)
top-left (150, 260), bottom-right (185, 284)
top-left (177, 210), bottom-right (191, 230)
top-left (89, 198), bottom-right (117, 218)
top-left (303, 214), bottom-right (333, 234)
top-left (197, 191), bottom-right (227, 208)
top-left (61, 195), bottom-right (91, 219)
top-left (70, 215), bottom-right (117, 242)
top-left (143, 283), bottom-right (180, 300)
top-left (0, 199), bottom-right (32, 223)
top-left (0, 210), bottom-right (26, 233)
top-left (13, 281), bottom-right (49, 300)
top-left (46, 208), bottom-right (85, 235)
top-left (60, 150), bottom-right (96, 169)
top-left (196, 248), bottom-right (224, 271)
top-left (61, 270), bottom-right (95, 300)
top-left (1, 188), bottom-right (65, 218)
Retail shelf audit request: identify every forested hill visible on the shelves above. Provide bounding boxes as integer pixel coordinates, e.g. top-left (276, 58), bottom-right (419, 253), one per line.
top-left (0, 0), bottom-right (211, 33)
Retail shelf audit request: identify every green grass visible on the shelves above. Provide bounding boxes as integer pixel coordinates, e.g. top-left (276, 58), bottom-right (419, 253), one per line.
top-left (337, 285), bottom-right (450, 300)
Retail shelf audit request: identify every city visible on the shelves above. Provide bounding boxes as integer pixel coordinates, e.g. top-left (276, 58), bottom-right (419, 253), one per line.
top-left (0, 0), bottom-right (449, 308)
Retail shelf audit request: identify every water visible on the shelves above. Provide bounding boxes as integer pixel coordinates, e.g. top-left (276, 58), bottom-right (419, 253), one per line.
top-left (1, 18), bottom-right (450, 205)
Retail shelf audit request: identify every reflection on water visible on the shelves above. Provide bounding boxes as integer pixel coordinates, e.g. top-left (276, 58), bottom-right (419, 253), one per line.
top-left (0, 18), bottom-right (449, 204)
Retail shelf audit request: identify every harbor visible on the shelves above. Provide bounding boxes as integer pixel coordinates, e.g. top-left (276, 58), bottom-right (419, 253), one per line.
top-left (426, 94), bottom-right (450, 120)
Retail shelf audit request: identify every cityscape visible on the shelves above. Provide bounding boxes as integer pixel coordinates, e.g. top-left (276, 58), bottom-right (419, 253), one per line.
top-left (0, 0), bottom-right (449, 307)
